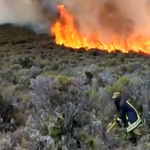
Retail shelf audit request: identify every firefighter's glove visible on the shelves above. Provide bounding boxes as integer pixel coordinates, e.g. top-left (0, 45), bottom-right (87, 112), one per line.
top-left (116, 117), bottom-right (123, 128)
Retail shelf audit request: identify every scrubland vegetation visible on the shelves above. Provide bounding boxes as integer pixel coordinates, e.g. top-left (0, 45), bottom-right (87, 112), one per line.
top-left (0, 24), bottom-right (150, 150)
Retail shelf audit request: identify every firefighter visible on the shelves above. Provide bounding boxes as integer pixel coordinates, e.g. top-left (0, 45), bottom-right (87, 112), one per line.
top-left (112, 92), bottom-right (142, 146)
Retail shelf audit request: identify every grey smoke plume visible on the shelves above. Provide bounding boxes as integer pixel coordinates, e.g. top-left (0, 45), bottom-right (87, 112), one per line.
top-left (1, 0), bottom-right (150, 38)
top-left (0, 0), bottom-right (51, 34)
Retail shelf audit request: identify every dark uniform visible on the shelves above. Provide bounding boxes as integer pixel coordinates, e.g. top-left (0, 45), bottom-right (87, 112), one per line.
top-left (112, 92), bottom-right (142, 145)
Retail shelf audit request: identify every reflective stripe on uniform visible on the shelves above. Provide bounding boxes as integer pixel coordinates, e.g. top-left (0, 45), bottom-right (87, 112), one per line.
top-left (117, 117), bottom-right (122, 122)
top-left (126, 100), bottom-right (142, 132)
top-left (127, 117), bottom-right (141, 132)
top-left (126, 101), bottom-right (140, 118)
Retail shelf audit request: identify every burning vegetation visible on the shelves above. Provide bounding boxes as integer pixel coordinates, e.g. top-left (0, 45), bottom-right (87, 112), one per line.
top-left (51, 2), bottom-right (150, 54)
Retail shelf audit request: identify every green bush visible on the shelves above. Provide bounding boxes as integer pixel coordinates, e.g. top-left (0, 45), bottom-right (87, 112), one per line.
top-left (105, 76), bottom-right (129, 96)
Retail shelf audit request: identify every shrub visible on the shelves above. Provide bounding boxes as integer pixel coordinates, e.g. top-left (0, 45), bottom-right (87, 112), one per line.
top-left (28, 66), bottom-right (42, 78)
top-left (18, 76), bottom-right (30, 88)
top-left (126, 62), bottom-right (141, 73)
top-left (107, 58), bottom-right (117, 66)
top-left (30, 75), bottom-right (86, 112)
top-left (18, 56), bottom-right (33, 68)
top-left (0, 70), bottom-right (17, 84)
top-left (105, 76), bottom-right (129, 97)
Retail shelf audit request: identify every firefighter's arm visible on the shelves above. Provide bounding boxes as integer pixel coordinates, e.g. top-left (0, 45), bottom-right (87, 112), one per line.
top-left (118, 101), bottom-right (126, 120)
top-left (116, 103), bottom-right (124, 127)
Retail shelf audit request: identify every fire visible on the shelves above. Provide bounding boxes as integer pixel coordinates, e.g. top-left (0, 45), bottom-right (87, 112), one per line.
top-left (51, 5), bottom-right (150, 54)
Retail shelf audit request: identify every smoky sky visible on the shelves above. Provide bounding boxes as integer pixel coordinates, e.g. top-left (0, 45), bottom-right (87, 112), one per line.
top-left (1, 0), bottom-right (150, 39)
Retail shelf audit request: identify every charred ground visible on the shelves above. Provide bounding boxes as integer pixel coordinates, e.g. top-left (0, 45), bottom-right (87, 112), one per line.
top-left (0, 24), bottom-right (150, 150)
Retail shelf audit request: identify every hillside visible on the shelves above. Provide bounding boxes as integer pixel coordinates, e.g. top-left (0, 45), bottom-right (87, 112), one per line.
top-left (0, 24), bottom-right (150, 150)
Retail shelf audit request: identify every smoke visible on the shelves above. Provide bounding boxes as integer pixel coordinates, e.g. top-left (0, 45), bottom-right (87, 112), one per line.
top-left (58, 0), bottom-right (150, 41)
top-left (1, 0), bottom-right (150, 38)
top-left (0, 0), bottom-right (51, 34)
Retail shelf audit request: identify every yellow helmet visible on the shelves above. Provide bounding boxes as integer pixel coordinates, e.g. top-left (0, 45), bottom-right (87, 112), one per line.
top-left (112, 92), bottom-right (120, 99)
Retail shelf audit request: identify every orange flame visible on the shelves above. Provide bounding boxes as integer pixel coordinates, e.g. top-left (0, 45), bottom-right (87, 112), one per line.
top-left (51, 5), bottom-right (150, 54)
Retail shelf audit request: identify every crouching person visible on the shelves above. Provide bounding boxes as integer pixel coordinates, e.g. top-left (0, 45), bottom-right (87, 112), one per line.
top-left (112, 92), bottom-right (142, 146)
